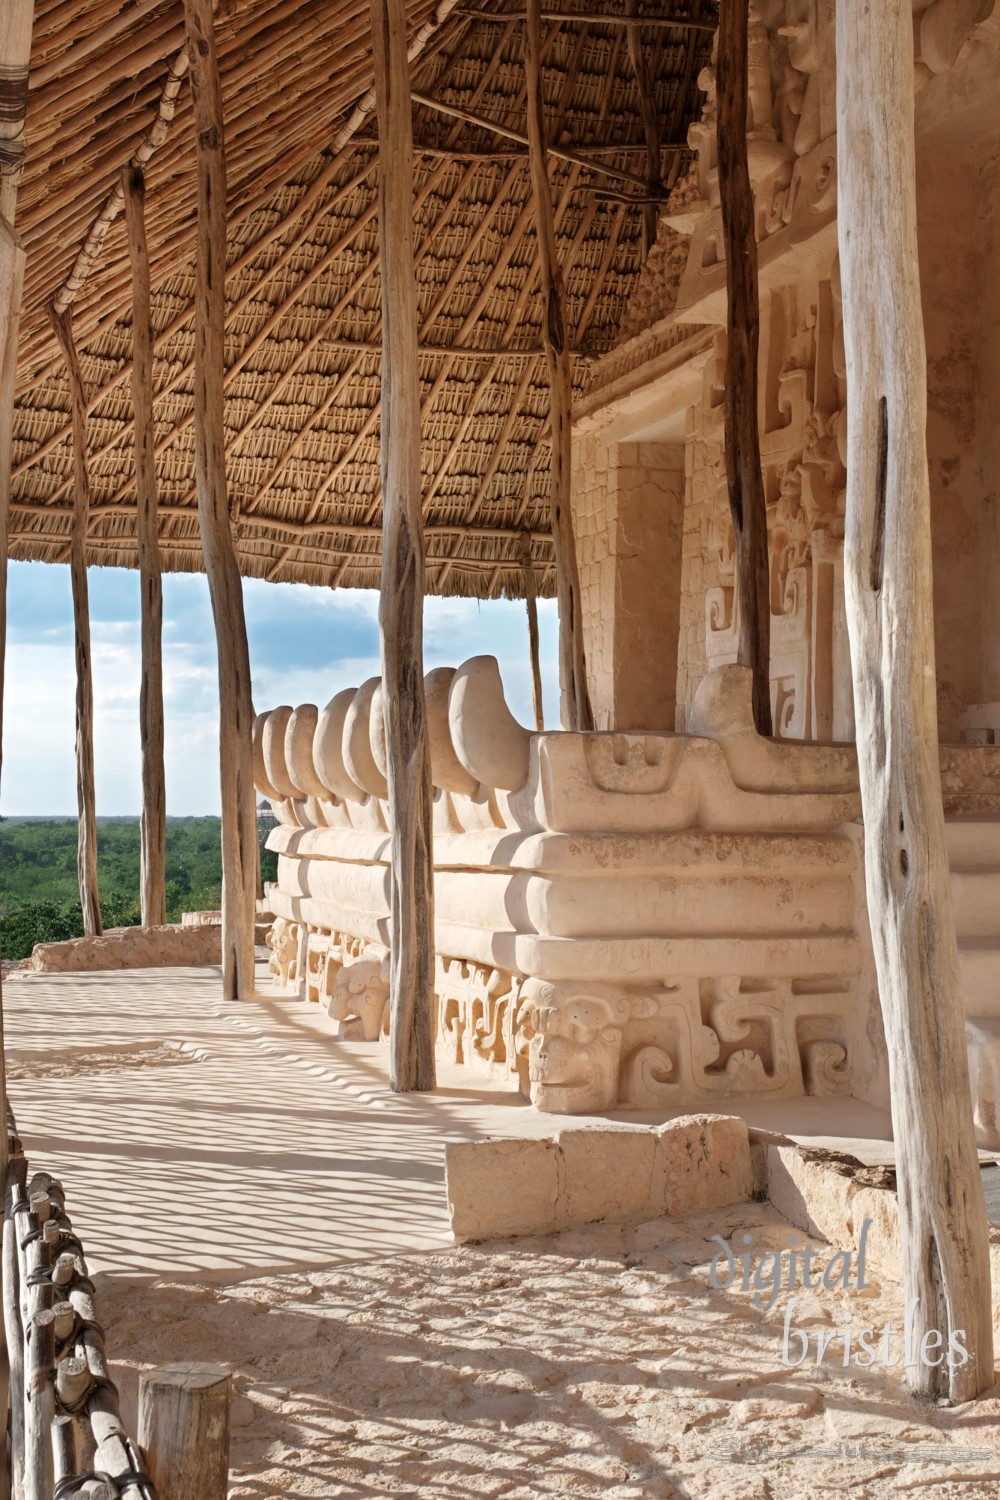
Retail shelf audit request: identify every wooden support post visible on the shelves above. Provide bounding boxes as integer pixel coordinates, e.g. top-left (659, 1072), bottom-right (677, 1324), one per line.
top-left (520, 529), bottom-right (544, 731)
top-left (370, 0), bottom-right (437, 1091)
top-left (138, 1363), bottom-right (230, 1500)
top-left (0, 223), bottom-right (21, 1500)
top-left (50, 306), bottom-right (102, 938)
top-left (837, 0), bottom-right (994, 1402)
top-left (0, 218), bottom-right (24, 799)
top-left (524, 0), bottom-right (593, 731)
top-left (716, 0), bottom-right (772, 737)
top-left (123, 166), bottom-right (167, 929)
top-left (183, 0), bottom-right (257, 1000)
top-left (1, 15), bottom-right (34, 1494)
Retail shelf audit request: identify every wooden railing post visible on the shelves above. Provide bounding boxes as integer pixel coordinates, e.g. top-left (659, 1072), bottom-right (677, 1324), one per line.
top-left (138, 1363), bottom-right (230, 1500)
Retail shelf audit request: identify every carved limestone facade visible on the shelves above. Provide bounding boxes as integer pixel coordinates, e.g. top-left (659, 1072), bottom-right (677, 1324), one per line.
top-left (573, 0), bottom-right (1000, 746)
top-left (254, 654), bottom-right (1000, 1140)
top-left (255, 656), bottom-right (873, 1112)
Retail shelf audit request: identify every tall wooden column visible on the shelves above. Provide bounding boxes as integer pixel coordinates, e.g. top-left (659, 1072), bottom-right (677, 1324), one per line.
top-left (837, 0), bottom-right (993, 1401)
top-left (0, 0), bottom-right (33, 779)
top-left (716, 0), bottom-right (772, 737)
top-left (0, 224), bottom-right (23, 801)
top-left (0, 12), bottom-right (34, 1473)
top-left (370, 0), bottom-right (436, 1091)
top-left (184, 0), bottom-right (257, 999)
top-left (123, 167), bottom-right (167, 929)
top-left (520, 528), bottom-right (544, 731)
top-left (50, 307), bottom-right (102, 938)
top-left (524, 0), bottom-right (593, 732)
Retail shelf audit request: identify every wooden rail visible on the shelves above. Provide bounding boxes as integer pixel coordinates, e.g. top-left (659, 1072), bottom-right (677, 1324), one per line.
top-left (1, 1118), bottom-right (229, 1498)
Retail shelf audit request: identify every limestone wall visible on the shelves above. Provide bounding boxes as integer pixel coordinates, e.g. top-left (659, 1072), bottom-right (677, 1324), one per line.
top-left (573, 429), bottom-right (684, 731)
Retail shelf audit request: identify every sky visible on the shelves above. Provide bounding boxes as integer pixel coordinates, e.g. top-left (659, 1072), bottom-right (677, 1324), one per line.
top-left (1, 560), bottom-right (559, 817)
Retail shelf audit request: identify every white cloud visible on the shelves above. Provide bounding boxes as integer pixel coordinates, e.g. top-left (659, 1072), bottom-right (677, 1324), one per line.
top-left (1, 566), bottom-right (561, 816)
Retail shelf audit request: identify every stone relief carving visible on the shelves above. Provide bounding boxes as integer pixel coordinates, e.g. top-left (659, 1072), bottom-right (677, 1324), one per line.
top-left (325, 955), bottom-right (390, 1041)
top-left (435, 958), bottom-right (520, 1081)
top-left (516, 980), bottom-right (658, 1114)
top-left (619, 977), bottom-right (851, 1109)
top-left (267, 916), bottom-right (301, 991)
top-left (513, 974), bottom-right (852, 1115)
top-left (700, 271), bottom-right (849, 742)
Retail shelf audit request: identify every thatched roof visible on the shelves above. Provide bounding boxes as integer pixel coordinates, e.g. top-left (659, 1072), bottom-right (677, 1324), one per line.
top-left (9, 0), bottom-right (713, 596)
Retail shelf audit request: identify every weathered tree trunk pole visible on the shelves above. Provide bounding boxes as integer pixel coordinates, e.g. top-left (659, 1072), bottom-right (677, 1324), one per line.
top-left (837, 0), bottom-right (994, 1401)
top-left (626, 0), bottom-right (661, 260)
top-left (519, 528), bottom-right (544, 730)
top-left (184, 0), bottom-right (257, 1000)
top-left (123, 166), bottom-right (167, 929)
top-left (0, 223), bottom-right (23, 803)
top-left (0, 15), bottom-right (34, 1492)
top-left (50, 306), bottom-right (102, 938)
top-left (370, 0), bottom-right (437, 1090)
top-left (0, 0), bottom-right (33, 783)
top-left (716, 0), bottom-right (772, 737)
top-left (524, 0), bottom-right (593, 732)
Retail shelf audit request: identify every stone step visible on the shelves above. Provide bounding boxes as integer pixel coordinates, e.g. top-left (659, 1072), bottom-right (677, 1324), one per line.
top-left (950, 867), bottom-right (1000, 940)
top-left (944, 816), bottom-right (1000, 868)
top-left (959, 941), bottom-right (1000, 1016)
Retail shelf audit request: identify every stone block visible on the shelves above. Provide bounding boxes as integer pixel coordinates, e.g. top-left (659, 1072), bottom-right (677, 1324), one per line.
top-left (747, 1128), bottom-right (792, 1202)
top-left (766, 1145), bottom-right (853, 1241)
top-left (652, 1113), bottom-right (753, 1216)
top-left (766, 1146), bottom-right (901, 1283)
top-left (555, 1126), bottom-right (657, 1225)
top-left (445, 1137), bottom-right (561, 1243)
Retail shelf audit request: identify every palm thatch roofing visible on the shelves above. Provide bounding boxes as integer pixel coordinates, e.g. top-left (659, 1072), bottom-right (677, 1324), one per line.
top-left (8, 0), bottom-right (714, 596)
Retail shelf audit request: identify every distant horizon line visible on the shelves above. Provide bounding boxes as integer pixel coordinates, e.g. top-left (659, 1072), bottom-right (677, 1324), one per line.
top-left (0, 812), bottom-right (222, 821)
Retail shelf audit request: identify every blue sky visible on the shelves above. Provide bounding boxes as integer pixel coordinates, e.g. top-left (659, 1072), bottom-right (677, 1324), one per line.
top-left (1, 561), bottom-right (559, 816)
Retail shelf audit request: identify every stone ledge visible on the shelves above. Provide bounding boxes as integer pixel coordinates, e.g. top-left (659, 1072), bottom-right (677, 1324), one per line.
top-left (766, 1143), bottom-right (1000, 1340)
top-left (445, 1113), bottom-right (753, 1244)
top-left (28, 923), bottom-right (222, 973)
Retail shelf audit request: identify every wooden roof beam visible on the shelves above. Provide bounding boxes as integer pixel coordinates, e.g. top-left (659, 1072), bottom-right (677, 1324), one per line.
top-left (8, 524), bottom-right (555, 583)
top-left (352, 134), bottom-right (684, 159)
top-left (454, 6), bottom-right (715, 29)
top-left (9, 498), bottom-right (551, 544)
top-left (411, 90), bottom-right (667, 192)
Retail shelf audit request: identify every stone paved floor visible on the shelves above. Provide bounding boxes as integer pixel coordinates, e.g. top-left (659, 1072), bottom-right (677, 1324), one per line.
top-left (6, 964), bottom-right (999, 1497)
top-left (3, 961), bottom-right (900, 1279)
top-left (101, 1202), bottom-right (1000, 1500)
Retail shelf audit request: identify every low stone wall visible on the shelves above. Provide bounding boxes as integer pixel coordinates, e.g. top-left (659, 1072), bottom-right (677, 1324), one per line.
top-left (766, 1143), bottom-right (1000, 1342)
top-left (28, 922), bottom-right (222, 973)
top-left (445, 1113), bottom-right (753, 1242)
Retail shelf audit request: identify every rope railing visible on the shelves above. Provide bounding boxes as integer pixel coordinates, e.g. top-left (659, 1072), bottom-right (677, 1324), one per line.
top-left (2, 1122), bottom-right (157, 1500)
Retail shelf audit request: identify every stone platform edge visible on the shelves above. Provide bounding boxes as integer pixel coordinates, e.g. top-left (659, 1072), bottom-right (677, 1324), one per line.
top-left (445, 1113), bottom-right (753, 1243)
